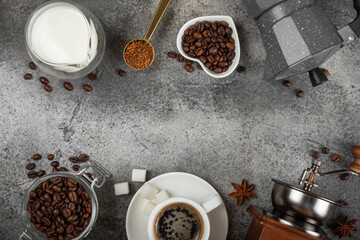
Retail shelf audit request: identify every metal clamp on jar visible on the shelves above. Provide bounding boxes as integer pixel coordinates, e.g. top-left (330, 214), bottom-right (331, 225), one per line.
top-left (19, 159), bottom-right (111, 240)
top-left (245, 146), bottom-right (360, 240)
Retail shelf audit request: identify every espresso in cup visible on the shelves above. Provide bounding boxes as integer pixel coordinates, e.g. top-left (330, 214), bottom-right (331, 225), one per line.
top-left (154, 202), bottom-right (204, 240)
top-left (148, 196), bottom-right (222, 240)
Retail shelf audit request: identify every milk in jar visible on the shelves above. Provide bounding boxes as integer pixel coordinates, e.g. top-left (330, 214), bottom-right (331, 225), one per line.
top-left (28, 2), bottom-right (98, 72)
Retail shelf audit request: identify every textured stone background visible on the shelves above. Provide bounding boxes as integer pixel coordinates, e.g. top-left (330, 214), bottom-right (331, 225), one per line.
top-left (0, 0), bottom-right (360, 239)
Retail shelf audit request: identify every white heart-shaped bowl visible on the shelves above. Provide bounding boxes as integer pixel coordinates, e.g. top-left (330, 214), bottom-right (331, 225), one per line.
top-left (177, 16), bottom-right (240, 78)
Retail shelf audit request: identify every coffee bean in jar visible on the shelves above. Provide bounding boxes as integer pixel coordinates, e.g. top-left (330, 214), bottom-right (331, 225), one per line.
top-left (181, 20), bottom-right (236, 73)
top-left (26, 176), bottom-right (92, 239)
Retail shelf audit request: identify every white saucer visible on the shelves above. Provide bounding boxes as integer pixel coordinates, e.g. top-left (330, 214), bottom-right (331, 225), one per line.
top-left (126, 172), bottom-right (228, 240)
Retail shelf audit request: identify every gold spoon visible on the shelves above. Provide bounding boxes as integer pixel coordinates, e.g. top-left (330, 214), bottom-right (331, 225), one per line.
top-left (123, 0), bottom-right (172, 70)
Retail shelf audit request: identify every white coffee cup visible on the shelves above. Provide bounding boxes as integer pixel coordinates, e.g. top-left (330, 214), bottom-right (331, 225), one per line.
top-left (147, 195), bottom-right (222, 240)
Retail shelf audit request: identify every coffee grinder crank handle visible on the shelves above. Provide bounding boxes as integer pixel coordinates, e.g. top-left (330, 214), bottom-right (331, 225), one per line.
top-left (299, 146), bottom-right (360, 191)
top-left (320, 145), bottom-right (360, 176)
top-left (313, 146), bottom-right (360, 178)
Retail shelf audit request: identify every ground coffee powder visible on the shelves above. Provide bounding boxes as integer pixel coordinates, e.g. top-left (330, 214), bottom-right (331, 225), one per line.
top-left (124, 40), bottom-right (154, 70)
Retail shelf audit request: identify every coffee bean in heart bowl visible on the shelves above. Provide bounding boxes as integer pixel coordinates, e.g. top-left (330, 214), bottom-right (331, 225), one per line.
top-left (177, 16), bottom-right (240, 78)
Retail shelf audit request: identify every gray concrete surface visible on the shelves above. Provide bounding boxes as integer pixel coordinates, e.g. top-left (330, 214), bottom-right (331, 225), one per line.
top-left (0, 0), bottom-right (360, 239)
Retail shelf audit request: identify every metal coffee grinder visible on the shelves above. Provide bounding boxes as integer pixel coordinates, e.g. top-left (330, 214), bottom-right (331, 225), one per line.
top-left (242, 0), bottom-right (360, 86)
top-left (245, 146), bottom-right (360, 240)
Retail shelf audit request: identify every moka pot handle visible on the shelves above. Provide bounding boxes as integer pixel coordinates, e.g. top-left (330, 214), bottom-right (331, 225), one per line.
top-left (309, 68), bottom-right (328, 87)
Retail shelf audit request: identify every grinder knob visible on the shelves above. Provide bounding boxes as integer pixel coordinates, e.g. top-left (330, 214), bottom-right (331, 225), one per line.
top-left (350, 145), bottom-right (360, 173)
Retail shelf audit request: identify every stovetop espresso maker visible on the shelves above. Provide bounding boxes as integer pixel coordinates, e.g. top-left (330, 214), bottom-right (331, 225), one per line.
top-left (242, 0), bottom-right (360, 86)
top-left (245, 145), bottom-right (360, 240)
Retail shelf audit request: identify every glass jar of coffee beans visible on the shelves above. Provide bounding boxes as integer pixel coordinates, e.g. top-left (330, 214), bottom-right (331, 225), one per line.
top-left (20, 160), bottom-right (111, 240)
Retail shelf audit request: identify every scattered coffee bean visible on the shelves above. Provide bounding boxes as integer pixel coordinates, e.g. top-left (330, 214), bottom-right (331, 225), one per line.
top-left (332, 154), bottom-right (341, 162)
top-left (321, 68), bottom-right (330, 77)
top-left (185, 59), bottom-right (193, 65)
top-left (196, 64), bottom-right (202, 70)
top-left (312, 151), bottom-right (319, 159)
top-left (87, 73), bottom-right (97, 80)
top-left (39, 77), bottom-right (49, 85)
top-left (47, 154), bottom-right (54, 160)
top-left (59, 167), bottom-right (68, 171)
top-left (52, 167), bottom-right (60, 172)
top-left (185, 64), bottom-right (194, 73)
top-left (37, 170), bottom-right (46, 177)
top-left (26, 163), bottom-right (35, 170)
top-left (296, 90), bottom-right (304, 98)
top-left (339, 201), bottom-right (348, 207)
top-left (118, 70), bottom-right (126, 77)
top-left (24, 73), bottom-right (33, 80)
top-left (83, 84), bottom-right (92, 92)
top-left (64, 82), bottom-right (73, 91)
top-left (26, 177), bottom-right (92, 238)
top-left (177, 54), bottom-right (184, 62)
top-left (237, 66), bottom-right (246, 73)
top-left (78, 154), bottom-right (88, 163)
top-left (283, 80), bottom-right (291, 87)
top-left (72, 165), bottom-right (80, 172)
top-left (69, 157), bottom-right (78, 163)
top-left (44, 85), bottom-right (52, 92)
top-left (322, 147), bottom-right (329, 154)
top-left (33, 154), bottom-right (41, 161)
top-left (28, 171), bottom-right (37, 178)
top-left (340, 173), bottom-right (350, 181)
top-left (51, 161), bottom-right (59, 168)
top-left (29, 62), bottom-right (37, 70)
top-left (167, 51), bottom-right (177, 58)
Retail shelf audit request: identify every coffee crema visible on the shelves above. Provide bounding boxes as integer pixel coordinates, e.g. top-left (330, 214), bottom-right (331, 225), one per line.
top-left (153, 202), bottom-right (203, 240)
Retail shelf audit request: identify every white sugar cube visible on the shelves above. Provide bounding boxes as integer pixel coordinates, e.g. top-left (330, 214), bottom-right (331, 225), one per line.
top-left (132, 169), bottom-right (147, 182)
top-left (143, 201), bottom-right (156, 216)
top-left (155, 190), bottom-right (170, 203)
top-left (114, 182), bottom-right (130, 196)
top-left (139, 182), bottom-right (158, 200)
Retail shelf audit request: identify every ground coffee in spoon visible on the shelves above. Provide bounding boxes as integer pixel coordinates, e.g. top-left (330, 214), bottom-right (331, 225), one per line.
top-left (124, 39), bottom-right (154, 70)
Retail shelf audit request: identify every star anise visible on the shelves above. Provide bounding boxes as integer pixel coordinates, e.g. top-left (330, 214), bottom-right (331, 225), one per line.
top-left (332, 216), bottom-right (357, 239)
top-left (228, 179), bottom-right (256, 206)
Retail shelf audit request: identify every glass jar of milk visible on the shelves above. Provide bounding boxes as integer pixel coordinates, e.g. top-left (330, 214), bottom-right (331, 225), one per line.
top-left (25, 1), bottom-right (105, 79)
